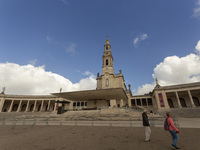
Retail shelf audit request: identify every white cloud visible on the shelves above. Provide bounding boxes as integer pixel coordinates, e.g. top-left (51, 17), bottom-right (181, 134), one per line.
top-left (134, 41), bottom-right (200, 95)
top-left (133, 38), bottom-right (139, 46)
top-left (0, 63), bottom-right (96, 95)
top-left (82, 71), bottom-right (93, 76)
top-left (46, 36), bottom-right (53, 43)
top-left (141, 34), bottom-right (148, 40)
top-left (29, 59), bottom-right (38, 66)
top-left (60, 0), bottom-right (69, 5)
top-left (64, 42), bottom-right (76, 53)
top-left (195, 40), bottom-right (200, 53)
top-left (133, 34), bottom-right (148, 47)
top-left (193, 0), bottom-right (200, 17)
top-left (46, 36), bottom-right (77, 54)
top-left (136, 84), bottom-right (155, 95)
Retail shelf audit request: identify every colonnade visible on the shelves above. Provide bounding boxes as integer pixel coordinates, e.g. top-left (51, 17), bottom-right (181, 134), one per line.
top-left (1, 99), bottom-right (56, 112)
top-left (130, 98), bottom-right (153, 107)
top-left (166, 89), bottom-right (200, 108)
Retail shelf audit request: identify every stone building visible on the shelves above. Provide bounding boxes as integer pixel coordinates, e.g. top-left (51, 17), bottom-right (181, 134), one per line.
top-left (0, 38), bottom-right (200, 113)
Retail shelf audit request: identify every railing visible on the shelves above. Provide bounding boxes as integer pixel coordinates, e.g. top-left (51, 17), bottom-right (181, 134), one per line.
top-left (0, 116), bottom-right (179, 127)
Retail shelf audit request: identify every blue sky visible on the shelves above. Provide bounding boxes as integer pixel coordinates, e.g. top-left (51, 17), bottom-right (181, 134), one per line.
top-left (0, 0), bottom-right (200, 95)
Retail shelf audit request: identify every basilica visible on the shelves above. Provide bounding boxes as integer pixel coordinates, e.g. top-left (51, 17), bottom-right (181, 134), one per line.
top-left (0, 39), bottom-right (200, 113)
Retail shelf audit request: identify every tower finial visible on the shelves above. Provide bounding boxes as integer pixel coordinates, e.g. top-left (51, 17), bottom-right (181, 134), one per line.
top-left (106, 36), bottom-right (109, 43)
top-left (155, 78), bottom-right (160, 88)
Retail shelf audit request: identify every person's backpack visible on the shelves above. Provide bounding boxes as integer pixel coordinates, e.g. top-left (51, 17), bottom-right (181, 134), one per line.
top-left (164, 118), bottom-right (169, 131)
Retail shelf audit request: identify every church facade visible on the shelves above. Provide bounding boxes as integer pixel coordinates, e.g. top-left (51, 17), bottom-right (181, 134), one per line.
top-left (0, 39), bottom-right (200, 113)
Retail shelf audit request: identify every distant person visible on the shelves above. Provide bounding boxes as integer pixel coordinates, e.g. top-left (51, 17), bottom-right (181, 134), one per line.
top-left (166, 112), bottom-right (180, 149)
top-left (142, 110), bottom-right (151, 142)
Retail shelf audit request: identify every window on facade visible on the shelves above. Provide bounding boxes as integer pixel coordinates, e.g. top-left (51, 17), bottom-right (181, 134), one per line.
top-left (73, 102), bottom-right (76, 106)
top-left (106, 46), bottom-right (108, 50)
top-left (136, 99), bottom-right (141, 106)
top-left (131, 99), bottom-right (135, 106)
top-left (77, 102), bottom-right (80, 106)
top-left (106, 79), bottom-right (109, 87)
top-left (81, 102), bottom-right (84, 106)
top-left (85, 102), bottom-right (87, 106)
top-left (147, 98), bottom-right (153, 105)
top-left (106, 59), bottom-right (108, 65)
top-left (142, 99), bottom-right (147, 106)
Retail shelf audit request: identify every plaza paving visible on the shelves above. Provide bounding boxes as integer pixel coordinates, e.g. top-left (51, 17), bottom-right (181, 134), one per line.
top-left (0, 108), bottom-right (200, 150)
top-left (0, 126), bottom-right (200, 150)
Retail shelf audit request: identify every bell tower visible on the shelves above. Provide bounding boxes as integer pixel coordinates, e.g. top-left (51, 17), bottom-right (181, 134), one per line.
top-left (102, 37), bottom-right (114, 75)
top-left (97, 37), bottom-right (127, 90)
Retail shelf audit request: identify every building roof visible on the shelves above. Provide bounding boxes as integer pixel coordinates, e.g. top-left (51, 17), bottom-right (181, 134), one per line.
top-left (52, 88), bottom-right (128, 101)
top-left (154, 82), bottom-right (200, 91)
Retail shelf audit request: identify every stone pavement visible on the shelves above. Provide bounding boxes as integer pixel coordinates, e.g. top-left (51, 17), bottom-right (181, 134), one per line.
top-left (0, 126), bottom-right (200, 150)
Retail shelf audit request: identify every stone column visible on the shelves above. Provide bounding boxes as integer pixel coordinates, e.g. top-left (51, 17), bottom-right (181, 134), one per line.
top-left (53, 101), bottom-right (57, 111)
top-left (175, 92), bottom-right (182, 108)
top-left (25, 100), bottom-right (30, 112)
top-left (120, 99), bottom-right (124, 107)
top-left (40, 100), bottom-right (44, 111)
top-left (155, 92), bottom-right (161, 109)
top-left (0, 97), bottom-right (5, 112)
top-left (17, 100), bottom-right (22, 112)
top-left (152, 96), bottom-right (157, 109)
top-left (140, 99), bottom-right (143, 106)
top-left (146, 98), bottom-right (148, 106)
top-left (33, 101), bottom-right (37, 112)
top-left (47, 100), bottom-right (51, 111)
top-left (162, 91), bottom-right (170, 109)
top-left (188, 90), bottom-right (196, 108)
top-left (110, 99), bottom-right (117, 107)
top-left (8, 100), bottom-right (14, 112)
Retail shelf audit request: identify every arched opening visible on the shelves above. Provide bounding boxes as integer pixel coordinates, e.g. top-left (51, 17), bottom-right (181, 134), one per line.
top-left (142, 99), bottom-right (147, 106)
top-left (136, 99), bottom-right (141, 106)
top-left (12, 104), bottom-right (18, 112)
top-left (21, 104), bottom-right (27, 112)
top-left (37, 104), bottom-right (41, 111)
top-left (131, 99), bottom-right (135, 106)
top-left (180, 98), bottom-right (187, 108)
top-left (45, 105), bottom-right (48, 111)
top-left (193, 97), bottom-right (200, 106)
top-left (167, 99), bottom-right (174, 108)
top-left (106, 59), bottom-right (108, 65)
top-left (2, 100), bottom-right (11, 112)
top-left (30, 104), bottom-right (34, 111)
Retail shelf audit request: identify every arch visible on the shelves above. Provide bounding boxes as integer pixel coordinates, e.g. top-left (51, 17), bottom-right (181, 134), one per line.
top-left (12, 104), bottom-right (18, 112)
top-left (52, 105), bottom-right (55, 111)
top-left (106, 59), bottom-right (108, 65)
top-left (45, 105), bottom-right (48, 111)
top-left (37, 104), bottom-right (41, 111)
top-left (106, 79), bottom-right (109, 87)
top-left (193, 97), bottom-right (200, 106)
top-left (167, 99), bottom-right (174, 108)
top-left (21, 104), bottom-right (27, 112)
top-left (30, 104), bottom-right (34, 111)
top-left (180, 98), bottom-right (187, 108)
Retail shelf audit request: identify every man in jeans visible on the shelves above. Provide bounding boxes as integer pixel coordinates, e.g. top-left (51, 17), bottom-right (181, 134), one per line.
top-left (166, 112), bottom-right (180, 149)
top-left (142, 110), bottom-right (151, 142)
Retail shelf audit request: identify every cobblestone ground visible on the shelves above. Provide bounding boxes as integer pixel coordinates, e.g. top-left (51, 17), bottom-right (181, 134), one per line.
top-left (0, 126), bottom-right (200, 150)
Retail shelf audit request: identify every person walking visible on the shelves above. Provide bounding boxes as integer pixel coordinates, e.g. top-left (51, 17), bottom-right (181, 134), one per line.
top-left (166, 112), bottom-right (180, 149)
top-left (142, 110), bottom-right (151, 142)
